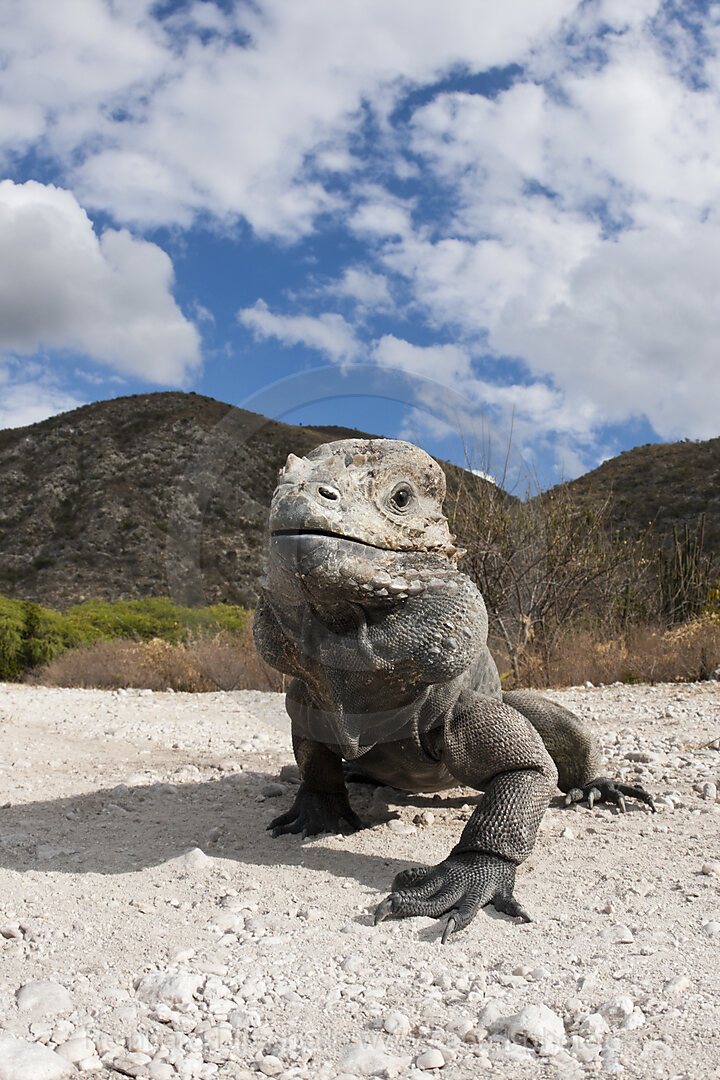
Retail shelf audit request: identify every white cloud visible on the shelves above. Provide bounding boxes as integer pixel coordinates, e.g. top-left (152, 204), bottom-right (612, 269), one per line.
top-left (324, 268), bottom-right (394, 311)
top-left (0, 0), bottom-right (578, 236)
top-left (0, 180), bottom-right (201, 383)
top-left (372, 336), bottom-right (472, 382)
top-left (0, 369), bottom-right (85, 431)
top-left (238, 300), bottom-right (361, 363)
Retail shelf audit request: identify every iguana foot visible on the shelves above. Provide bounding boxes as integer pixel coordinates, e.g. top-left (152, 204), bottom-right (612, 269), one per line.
top-left (374, 852), bottom-right (530, 942)
top-left (269, 784), bottom-right (362, 838)
top-left (564, 776), bottom-right (656, 813)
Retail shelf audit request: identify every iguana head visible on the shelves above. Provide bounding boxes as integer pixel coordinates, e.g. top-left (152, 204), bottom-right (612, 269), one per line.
top-left (265, 438), bottom-right (463, 606)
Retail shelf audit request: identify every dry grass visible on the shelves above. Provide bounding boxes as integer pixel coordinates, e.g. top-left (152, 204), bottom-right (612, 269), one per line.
top-left (496, 614), bottom-right (720, 688)
top-left (27, 623), bottom-right (285, 693)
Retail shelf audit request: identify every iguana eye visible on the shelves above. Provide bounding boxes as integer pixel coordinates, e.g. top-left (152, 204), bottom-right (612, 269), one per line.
top-left (388, 483), bottom-right (415, 512)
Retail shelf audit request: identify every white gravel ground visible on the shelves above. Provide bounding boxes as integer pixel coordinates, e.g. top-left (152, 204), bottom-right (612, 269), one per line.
top-left (0, 681), bottom-right (719, 1080)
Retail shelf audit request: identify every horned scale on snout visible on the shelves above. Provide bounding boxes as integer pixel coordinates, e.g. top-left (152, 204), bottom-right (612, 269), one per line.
top-left (253, 438), bottom-right (655, 940)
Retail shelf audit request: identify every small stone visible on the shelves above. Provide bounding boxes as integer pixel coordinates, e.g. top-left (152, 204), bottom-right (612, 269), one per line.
top-left (16, 980), bottom-right (73, 1016)
top-left (56, 1036), bottom-right (95, 1062)
top-left (339, 1040), bottom-right (395, 1076)
top-left (499, 1004), bottom-right (565, 1056)
top-left (0, 1036), bottom-right (73, 1079)
top-left (258, 1055), bottom-right (283, 1076)
top-left (0, 923), bottom-right (22, 939)
top-left (171, 847), bottom-right (211, 869)
top-left (261, 783), bottom-right (286, 797)
top-left (600, 924), bottom-right (634, 944)
top-left (624, 751), bottom-right (657, 763)
top-left (528, 966), bottom-right (551, 981)
top-left (702, 920), bottom-right (720, 937)
top-left (134, 972), bottom-right (203, 1006)
top-left (127, 1032), bottom-right (154, 1054)
top-left (578, 1013), bottom-right (610, 1041)
top-left (701, 782), bottom-right (717, 801)
top-left (665, 975), bottom-right (691, 995)
top-left (279, 764), bottom-right (300, 783)
top-left (413, 811), bottom-right (435, 827)
top-left (701, 861), bottom-right (720, 876)
top-left (416, 1048), bottom-right (445, 1069)
top-left (387, 819), bottom-right (416, 836)
top-left (598, 996), bottom-right (634, 1027)
top-left (148, 1063), bottom-right (175, 1080)
top-left (384, 1010), bottom-right (411, 1036)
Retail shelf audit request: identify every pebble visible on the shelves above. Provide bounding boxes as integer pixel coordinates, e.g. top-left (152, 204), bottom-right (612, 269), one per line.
top-left (666, 975), bottom-right (692, 995)
top-left (260, 783), bottom-right (287, 797)
top-left (387, 819), bottom-right (417, 835)
top-left (56, 1036), bottom-right (96, 1062)
top-left (701, 861), bottom-right (720, 876)
top-left (598, 996), bottom-right (634, 1027)
top-left (413, 811), bottom-right (435, 827)
top-left (258, 1055), bottom-right (283, 1076)
top-left (701, 782), bottom-right (717, 801)
top-left (339, 1040), bottom-right (399, 1076)
top-left (702, 920), bottom-right (720, 937)
top-left (599, 924), bottom-right (634, 943)
top-left (0, 1036), bottom-right (73, 1079)
top-left (134, 972), bottom-right (203, 1005)
top-left (384, 1011), bottom-right (412, 1036)
top-left (415, 1048), bottom-right (445, 1069)
top-left (171, 847), bottom-right (212, 869)
top-left (16, 980), bottom-right (73, 1016)
top-left (493, 1004), bottom-right (565, 1056)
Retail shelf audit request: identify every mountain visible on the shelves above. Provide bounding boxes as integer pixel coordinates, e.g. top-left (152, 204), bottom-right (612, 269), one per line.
top-left (0, 392), bottom-right (479, 608)
top-left (1, 392), bottom-right (717, 611)
top-left (561, 437), bottom-right (720, 552)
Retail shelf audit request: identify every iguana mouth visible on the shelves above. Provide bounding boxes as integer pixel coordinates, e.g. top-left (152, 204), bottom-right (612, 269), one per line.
top-left (271, 528), bottom-right (391, 551)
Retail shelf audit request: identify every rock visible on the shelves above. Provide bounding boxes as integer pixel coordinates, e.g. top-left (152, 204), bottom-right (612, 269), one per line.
top-left (701, 861), bottom-right (720, 876)
top-left (260, 783), bottom-right (286, 797)
top-left (598, 996), bottom-right (634, 1027)
top-left (387, 819), bottom-right (417, 836)
top-left (578, 1013), bottom-right (610, 1041)
top-left (384, 1011), bottom-right (412, 1036)
top-left (413, 811), bottom-right (435, 827)
top-left (258, 1055), bottom-right (283, 1076)
top-left (416, 1048), bottom-right (445, 1068)
top-left (134, 972), bottom-right (203, 1006)
top-left (702, 920), bottom-right (720, 937)
top-left (665, 975), bottom-right (691, 995)
top-left (56, 1036), bottom-right (95, 1062)
top-left (148, 1063), bottom-right (175, 1080)
top-left (494, 1004), bottom-right (565, 1056)
top-left (171, 847), bottom-right (211, 869)
top-left (599, 924), bottom-right (634, 944)
top-left (339, 1039), bottom-right (396, 1076)
top-left (16, 980), bottom-right (73, 1016)
top-left (0, 1036), bottom-right (73, 1080)
top-left (701, 782), bottom-right (717, 801)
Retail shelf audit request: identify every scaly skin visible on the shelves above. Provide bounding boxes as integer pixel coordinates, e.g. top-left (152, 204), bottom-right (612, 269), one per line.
top-left (254, 438), bottom-right (655, 940)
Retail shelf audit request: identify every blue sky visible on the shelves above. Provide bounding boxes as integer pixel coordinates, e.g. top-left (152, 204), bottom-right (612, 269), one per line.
top-left (1, 0), bottom-right (719, 486)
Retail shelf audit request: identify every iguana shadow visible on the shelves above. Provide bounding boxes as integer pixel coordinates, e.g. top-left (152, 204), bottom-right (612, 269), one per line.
top-left (0, 770), bottom-right (483, 891)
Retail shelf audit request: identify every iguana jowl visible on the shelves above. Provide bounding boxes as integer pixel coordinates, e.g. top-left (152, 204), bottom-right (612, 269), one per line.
top-left (253, 438), bottom-right (655, 940)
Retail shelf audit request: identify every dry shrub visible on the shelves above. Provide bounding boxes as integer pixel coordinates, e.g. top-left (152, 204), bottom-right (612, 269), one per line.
top-left (27, 622), bottom-right (285, 693)
top-left (512, 614), bottom-right (720, 688)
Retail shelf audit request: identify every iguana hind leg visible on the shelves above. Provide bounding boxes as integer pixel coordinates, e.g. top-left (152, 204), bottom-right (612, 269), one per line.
top-left (503, 689), bottom-right (655, 812)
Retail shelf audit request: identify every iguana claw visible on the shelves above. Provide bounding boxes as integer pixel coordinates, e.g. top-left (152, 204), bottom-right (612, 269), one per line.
top-left (269, 785), bottom-right (362, 837)
top-left (564, 776), bottom-right (656, 813)
top-left (374, 851), bottom-right (530, 941)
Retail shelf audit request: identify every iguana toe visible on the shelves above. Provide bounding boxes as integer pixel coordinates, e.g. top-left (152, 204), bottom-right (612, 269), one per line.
top-left (564, 776), bottom-right (656, 813)
top-left (374, 851), bottom-right (528, 941)
top-left (269, 785), bottom-right (362, 837)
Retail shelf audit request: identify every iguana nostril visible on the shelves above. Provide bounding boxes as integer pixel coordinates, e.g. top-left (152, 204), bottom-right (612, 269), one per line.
top-left (318, 486), bottom-right (339, 500)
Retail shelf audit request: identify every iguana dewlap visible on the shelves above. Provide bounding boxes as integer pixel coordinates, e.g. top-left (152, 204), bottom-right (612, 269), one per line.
top-left (254, 438), bottom-right (655, 940)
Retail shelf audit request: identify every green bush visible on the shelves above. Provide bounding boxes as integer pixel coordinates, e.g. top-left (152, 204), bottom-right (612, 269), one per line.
top-left (0, 594), bottom-right (248, 682)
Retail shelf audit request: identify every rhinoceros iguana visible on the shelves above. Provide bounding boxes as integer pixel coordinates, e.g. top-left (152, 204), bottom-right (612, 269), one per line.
top-left (253, 438), bottom-right (654, 940)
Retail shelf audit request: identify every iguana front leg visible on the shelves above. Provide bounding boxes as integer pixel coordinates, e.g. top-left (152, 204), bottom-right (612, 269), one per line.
top-left (269, 688), bottom-right (361, 837)
top-left (375, 696), bottom-right (558, 940)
